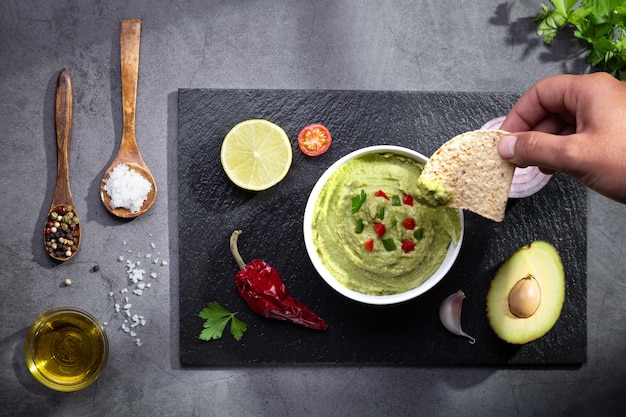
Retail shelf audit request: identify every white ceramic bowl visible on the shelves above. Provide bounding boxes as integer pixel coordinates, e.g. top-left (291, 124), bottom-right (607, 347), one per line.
top-left (303, 145), bottom-right (464, 305)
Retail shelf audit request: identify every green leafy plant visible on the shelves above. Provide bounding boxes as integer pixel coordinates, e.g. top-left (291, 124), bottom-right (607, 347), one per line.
top-left (536, 0), bottom-right (626, 80)
top-left (198, 302), bottom-right (247, 341)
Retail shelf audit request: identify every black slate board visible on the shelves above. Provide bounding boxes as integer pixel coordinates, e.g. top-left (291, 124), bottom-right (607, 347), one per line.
top-left (178, 89), bottom-right (587, 367)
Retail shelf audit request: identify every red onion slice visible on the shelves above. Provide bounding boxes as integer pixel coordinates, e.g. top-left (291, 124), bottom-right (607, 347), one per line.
top-left (480, 116), bottom-right (552, 198)
top-left (480, 115), bottom-right (506, 131)
top-left (508, 166), bottom-right (553, 198)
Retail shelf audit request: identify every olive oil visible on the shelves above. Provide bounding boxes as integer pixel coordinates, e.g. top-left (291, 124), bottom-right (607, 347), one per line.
top-left (25, 308), bottom-right (108, 391)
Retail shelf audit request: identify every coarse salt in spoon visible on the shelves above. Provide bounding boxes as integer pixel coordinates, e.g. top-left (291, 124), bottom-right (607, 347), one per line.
top-left (100, 19), bottom-right (157, 218)
top-left (44, 68), bottom-right (81, 261)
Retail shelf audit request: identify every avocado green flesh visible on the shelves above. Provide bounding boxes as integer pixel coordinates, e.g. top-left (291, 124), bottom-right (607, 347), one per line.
top-left (415, 177), bottom-right (452, 207)
top-left (486, 241), bottom-right (565, 344)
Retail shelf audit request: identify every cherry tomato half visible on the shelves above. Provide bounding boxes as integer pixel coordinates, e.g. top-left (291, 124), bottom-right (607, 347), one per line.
top-left (297, 124), bottom-right (332, 156)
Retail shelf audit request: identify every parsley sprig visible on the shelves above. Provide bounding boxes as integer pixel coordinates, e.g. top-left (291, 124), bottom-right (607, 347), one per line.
top-left (198, 302), bottom-right (247, 341)
top-left (536, 0), bottom-right (626, 80)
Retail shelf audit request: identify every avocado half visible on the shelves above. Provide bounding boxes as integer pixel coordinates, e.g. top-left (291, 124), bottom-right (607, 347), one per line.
top-left (487, 241), bottom-right (565, 344)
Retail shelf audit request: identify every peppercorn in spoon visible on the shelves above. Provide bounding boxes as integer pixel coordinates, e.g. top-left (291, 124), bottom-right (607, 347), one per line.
top-left (44, 68), bottom-right (81, 261)
top-left (100, 19), bottom-right (157, 218)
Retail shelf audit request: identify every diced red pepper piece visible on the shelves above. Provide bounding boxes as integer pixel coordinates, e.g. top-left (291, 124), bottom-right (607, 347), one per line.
top-left (373, 222), bottom-right (386, 238)
top-left (402, 218), bottom-right (416, 230)
top-left (401, 240), bottom-right (415, 253)
top-left (402, 194), bottom-right (414, 206)
top-left (375, 190), bottom-right (390, 200)
top-left (364, 239), bottom-right (374, 251)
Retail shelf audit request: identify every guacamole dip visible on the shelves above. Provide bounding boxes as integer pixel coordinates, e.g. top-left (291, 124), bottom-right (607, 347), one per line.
top-left (311, 152), bottom-right (461, 296)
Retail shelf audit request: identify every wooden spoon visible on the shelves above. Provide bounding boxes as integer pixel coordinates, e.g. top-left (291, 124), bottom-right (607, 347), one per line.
top-left (44, 68), bottom-right (81, 261)
top-left (100, 19), bottom-right (157, 218)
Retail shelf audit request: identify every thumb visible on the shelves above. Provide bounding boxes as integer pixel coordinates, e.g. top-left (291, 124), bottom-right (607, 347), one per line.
top-left (498, 132), bottom-right (573, 173)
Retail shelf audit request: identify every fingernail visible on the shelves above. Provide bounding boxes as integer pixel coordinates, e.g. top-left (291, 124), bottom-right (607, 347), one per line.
top-left (498, 135), bottom-right (517, 159)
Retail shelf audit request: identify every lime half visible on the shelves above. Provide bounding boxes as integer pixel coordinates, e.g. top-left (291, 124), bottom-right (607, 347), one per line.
top-left (220, 119), bottom-right (293, 191)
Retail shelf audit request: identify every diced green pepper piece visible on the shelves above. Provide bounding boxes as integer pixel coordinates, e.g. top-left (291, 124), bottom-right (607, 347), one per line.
top-left (382, 238), bottom-right (397, 251)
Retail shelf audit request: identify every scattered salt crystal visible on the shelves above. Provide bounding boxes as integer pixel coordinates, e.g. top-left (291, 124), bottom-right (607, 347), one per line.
top-left (133, 289), bottom-right (143, 296)
top-left (136, 339), bottom-right (142, 346)
top-left (114, 304), bottom-right (121, 312)
top-left (129, 269), bottom-right (145, 283)
top-left (124, 303), bottom-right (132, 309)
top-left (103, 322), bottom-right (108, 326)
top-left (153, 258), bottom-right (159, 264)
top-left (121, 288), bottom-right (128, 294)
top-left (150, 272), bottom-right (157, 279)
top-left (150, 242), bottom-right (156, 249)
top-left (118, 255), bottom-right (125, 262)
top-left (102, 164), bottom-right (152, 213)
top-left (130, 331), bottom-right (137, 337)
top-left (109, 291), bottom-right (114, 297)
top-left (145, 254), bottom-right (152, 259)
top-left (137, 282), bottom-right (146, 289)
top-left (161, 260), bottom-right (168, 266)
top-left (146, 283), bottom-right (151, 288)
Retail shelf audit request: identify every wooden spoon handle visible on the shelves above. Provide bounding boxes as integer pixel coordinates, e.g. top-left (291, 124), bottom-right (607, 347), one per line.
top-left (120, 19), bottom-right (141, 156)
top-left (52, 68), bottom-right (73, 208)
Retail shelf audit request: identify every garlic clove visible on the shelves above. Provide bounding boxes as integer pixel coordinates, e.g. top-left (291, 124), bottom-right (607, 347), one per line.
top-left (439, 290), bottom-right (476, 344)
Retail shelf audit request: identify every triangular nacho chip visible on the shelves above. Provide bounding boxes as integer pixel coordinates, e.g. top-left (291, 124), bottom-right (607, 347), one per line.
top-left (417, 129), bottom-right (515, 222)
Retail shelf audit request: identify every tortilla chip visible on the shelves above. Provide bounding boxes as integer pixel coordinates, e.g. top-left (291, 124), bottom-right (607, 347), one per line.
top-left (419, 129), bottom-right (515, 222)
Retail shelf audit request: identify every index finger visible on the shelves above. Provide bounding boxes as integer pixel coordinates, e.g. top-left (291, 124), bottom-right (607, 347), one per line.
top-left (500, 74), bottom-right (580, 133)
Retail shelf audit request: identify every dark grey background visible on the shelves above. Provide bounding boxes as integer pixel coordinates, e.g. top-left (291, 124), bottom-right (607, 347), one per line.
top-left (1, 1), bottom-right (623, 416)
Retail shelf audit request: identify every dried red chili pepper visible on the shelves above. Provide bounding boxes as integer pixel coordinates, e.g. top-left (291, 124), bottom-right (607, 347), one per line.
top-left (229, 230), bottom-right (328, 331)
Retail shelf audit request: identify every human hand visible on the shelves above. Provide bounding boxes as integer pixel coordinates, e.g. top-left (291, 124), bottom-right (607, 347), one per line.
top-left (498, 73), bottom-right (626, 203)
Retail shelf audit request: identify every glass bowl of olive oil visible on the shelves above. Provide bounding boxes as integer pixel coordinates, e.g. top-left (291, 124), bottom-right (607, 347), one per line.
top-left (24, 307), bottom-right (109, 392)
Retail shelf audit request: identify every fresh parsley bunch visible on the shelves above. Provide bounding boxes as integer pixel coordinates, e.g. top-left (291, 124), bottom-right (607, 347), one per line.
top-left (537, 0), bottom-right (626, 80)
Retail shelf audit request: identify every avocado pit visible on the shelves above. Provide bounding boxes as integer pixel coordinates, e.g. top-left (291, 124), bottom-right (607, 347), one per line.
top-left (508, 274), bottom-right (541, 318)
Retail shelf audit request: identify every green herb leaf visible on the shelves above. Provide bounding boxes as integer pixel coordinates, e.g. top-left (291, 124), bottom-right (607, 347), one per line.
top-left (351, 189), bottom-right (367, 214)
top-left (391, 195), bottom-right (401, 206)
top-left (198, 302), bottom-right (247, 341)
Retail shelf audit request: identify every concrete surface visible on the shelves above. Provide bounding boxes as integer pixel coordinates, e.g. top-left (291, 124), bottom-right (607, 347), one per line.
top-left (1, 1), bottom-right (625, 416)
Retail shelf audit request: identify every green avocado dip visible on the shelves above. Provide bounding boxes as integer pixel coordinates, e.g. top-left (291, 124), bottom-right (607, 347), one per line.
top-left (415, 177), bottom-right (452, 207)
top-left (311, 152), bottom-right (461, 296)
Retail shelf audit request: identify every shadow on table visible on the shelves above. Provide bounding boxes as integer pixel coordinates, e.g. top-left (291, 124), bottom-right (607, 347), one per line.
top-left (490, 2), bottom-right (590, 74)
